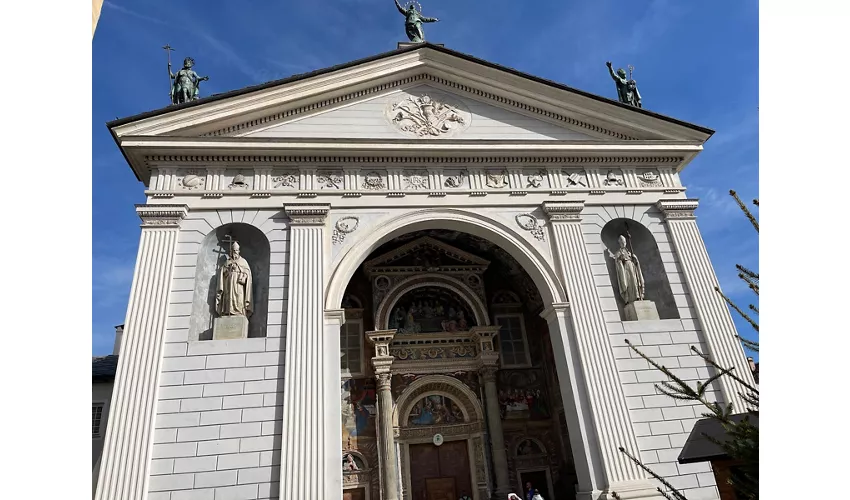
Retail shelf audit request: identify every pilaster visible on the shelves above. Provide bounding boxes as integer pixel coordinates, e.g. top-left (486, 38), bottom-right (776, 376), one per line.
top-left (94, 204), bottom-right (188, 500)
top-left (541, 201), bottom-right (661, 499)
top-left (367, 330), bottom-right (400, 500)
top-left (472, 327), bottom-right (509, 498)
top-left (656, 199), bottom-right (755, 412)
top-left (324, 308), bottom-right (346, 499)
top-left (279, 204), bottom-right (332, 499)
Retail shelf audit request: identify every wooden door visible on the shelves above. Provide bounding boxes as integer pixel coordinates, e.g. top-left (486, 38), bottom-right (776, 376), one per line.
top-left (409, 440), bottom-right (473, 500)
top-left (342, 487), bottom-right (366, 500)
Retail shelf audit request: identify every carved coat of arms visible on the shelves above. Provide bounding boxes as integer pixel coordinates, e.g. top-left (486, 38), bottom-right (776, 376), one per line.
top-left (387, 94), bottom-right (471, 137)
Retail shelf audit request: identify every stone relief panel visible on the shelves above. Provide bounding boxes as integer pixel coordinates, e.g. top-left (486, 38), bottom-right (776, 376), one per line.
top-left (403, 170), bottom-right (430, 191)
top-left (317, 170), bottom-right (344, 189)
top-left (271, 172), bottom-right (299, 189)
top-left (385, 92), bottom-right (472, 138)
top-left (636, 169), bottom-right (663, 188)
top-left (361, 170), bottom-right (387, 191)
top-left (225, 170), bottom-right (252, 190)
top-left (485, 169), bottom-right (509, 189)
top-left (443, 169), bottom-right (468, 189)
top-left (561, 169), bottom-right (588, 188)
top-left (602, 169), bottom-right (625, 187)
top-left (525, 170), bottom-right (547, 189)
top-left (178, 169), bottom-right (206, 190)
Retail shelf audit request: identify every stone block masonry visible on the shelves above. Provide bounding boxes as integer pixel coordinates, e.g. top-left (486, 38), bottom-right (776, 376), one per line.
top-left (149, 209), bottom-right (288, 500)
top-left (151, 337), bottom-right (284, 500)
top-left (581, 205), bottom-right (724, 500)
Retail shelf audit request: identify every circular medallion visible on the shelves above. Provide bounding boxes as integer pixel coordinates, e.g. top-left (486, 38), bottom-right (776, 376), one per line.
top-left (433, 433), bottom-right (444, 446)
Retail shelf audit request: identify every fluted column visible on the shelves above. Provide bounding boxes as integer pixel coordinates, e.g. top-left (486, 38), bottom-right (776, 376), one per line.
top-left (94, 204), bottom-right (187, 500)
top-left (472, 327), bottom-right (510, 499)
top-left (324, 309), bottom-right (345, 499)
top-left (657, 199), bottom-right (755, 411)
top-left (367, 330), bottom-right (399, 500)
top-left (280, 204), bottom-right (332, 499)
top-left (542, 202), bottom-right (659, 500)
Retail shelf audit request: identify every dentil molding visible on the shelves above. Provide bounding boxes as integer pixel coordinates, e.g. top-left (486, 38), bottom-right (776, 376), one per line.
top-left (284, 203), bottom-right (330, 225)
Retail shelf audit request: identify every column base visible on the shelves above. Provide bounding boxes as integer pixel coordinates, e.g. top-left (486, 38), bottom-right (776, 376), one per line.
top-left (575, 480), bottom-right (666, 500)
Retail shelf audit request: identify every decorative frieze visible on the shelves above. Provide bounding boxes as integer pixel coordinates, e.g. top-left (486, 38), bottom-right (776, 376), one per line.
top-left (145, 165), bottom-right (679, 198)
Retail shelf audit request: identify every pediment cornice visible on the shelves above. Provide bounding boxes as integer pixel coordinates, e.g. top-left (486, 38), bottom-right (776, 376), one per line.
top-left (110, 46), bottom-right (712, 144)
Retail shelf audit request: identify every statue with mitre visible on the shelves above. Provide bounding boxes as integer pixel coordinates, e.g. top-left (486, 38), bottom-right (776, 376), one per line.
top-left (213, 238), bottom-right (253, 339)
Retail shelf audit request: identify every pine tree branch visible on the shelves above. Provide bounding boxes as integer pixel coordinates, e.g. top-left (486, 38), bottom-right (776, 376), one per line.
top-left (715, 286), bottom-right (759, 332)
top-left (689, 346), bottom-right (759, 394)
top-left (736, 264), bottom-right (759, 282)
top-left (730, 190), bottom-right (759, 232)
top-left (617, 447), bottom-right (689, 500)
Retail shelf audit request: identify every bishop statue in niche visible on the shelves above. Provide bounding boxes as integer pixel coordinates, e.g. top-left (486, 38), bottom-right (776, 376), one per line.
top-left (216, 239), bottom-right (253, 318)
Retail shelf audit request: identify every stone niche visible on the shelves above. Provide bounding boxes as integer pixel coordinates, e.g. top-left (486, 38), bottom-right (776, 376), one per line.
top-left (601, 218), bottom-right (679, 321)
top-left (188, 222), bottom-right (270, 341)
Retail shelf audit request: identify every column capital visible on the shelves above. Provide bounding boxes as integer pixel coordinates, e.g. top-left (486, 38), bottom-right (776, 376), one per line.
top-left (542, 201), bottom-right (585, 222)
top-left (470, 326), bottom-right (501, 367)
top-left (284, 203), bottom-right (330, 225)
top-left (656, 199), bottom-right (699, 220)
top-left (375, 371), bottom-right (393, 390)
top-left (539, 302), bottom-right (571, 323)
top-left (478, 365), bottom-right (498, 382)
top-left (324, 308), bottom-right (345, 326)
top-left (135, 204), bottom-right (188, 228)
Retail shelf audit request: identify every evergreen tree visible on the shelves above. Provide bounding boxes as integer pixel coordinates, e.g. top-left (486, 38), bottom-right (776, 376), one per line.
top-left (613, 190), bottom-right (759, 500)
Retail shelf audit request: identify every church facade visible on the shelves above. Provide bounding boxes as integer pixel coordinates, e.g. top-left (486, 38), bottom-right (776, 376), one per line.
top-left (95, 44), bottom-right (754, 500)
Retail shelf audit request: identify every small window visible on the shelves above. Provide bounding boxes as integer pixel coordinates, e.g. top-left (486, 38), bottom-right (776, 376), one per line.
top-left (341, 318), bottom-right (364, 377)
top-left (495, 314), bottom-right (530, 368)
top-left (92, 403), bottom-right (105, 439)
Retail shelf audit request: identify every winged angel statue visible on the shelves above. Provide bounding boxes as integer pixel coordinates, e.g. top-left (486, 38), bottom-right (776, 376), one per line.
top-left (389, 95), bottom-right (467, 137)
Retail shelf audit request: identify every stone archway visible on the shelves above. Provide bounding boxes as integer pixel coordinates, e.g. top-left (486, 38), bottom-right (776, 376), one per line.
top-left (325, 210), bottom-right (604, 498)
top-left (393, 375), bottom-right (489, 500)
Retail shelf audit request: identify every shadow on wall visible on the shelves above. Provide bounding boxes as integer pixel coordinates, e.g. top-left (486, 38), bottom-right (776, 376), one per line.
top-left (189, 223), bottom-right (271, 340)
top-left (601, 218), bottom-right (679, 321)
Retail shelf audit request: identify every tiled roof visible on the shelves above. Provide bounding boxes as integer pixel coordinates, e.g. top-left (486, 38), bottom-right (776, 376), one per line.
top-left (93, 355), bottom-right (119, 382)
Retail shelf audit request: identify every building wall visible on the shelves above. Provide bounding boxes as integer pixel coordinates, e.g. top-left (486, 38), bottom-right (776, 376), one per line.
top-left (147, 208), bottom-right (289, 500)
top-left (92, 0), bottom-right (103, 38)
top-left (582, 204), bottom-right (725, 500)
top-left (93, 380), bottom-right (115, 497)
top-left (247, 85), bottom-right (593, 141)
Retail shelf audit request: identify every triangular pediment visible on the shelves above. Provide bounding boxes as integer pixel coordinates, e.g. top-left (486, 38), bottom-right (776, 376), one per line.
top-left (109, 44), bottom-right (712, 143)
top-left (241, 84), bottom-right (596, 141)
top-left (364, 236), bottom-right (490, 273)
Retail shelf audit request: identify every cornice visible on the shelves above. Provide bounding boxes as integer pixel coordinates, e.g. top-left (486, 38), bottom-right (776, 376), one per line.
top-left (140, 153), bottom-right (686, 166)
top-left (284, 203), bottom-right (330, 225)
top-left (542, 201), bottom-right (585, 222)
top-left (135, 204), bottom-right (188, 227)
top-left (204, 73), bottom-right (636, 140)
top-left (657, 199), bottom-right (699, 220)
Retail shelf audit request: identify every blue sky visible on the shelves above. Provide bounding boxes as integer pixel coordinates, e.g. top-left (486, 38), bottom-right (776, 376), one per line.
top-left (92, 0), bottom-right (759, 358)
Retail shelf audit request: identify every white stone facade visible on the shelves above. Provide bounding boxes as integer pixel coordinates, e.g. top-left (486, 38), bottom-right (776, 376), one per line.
top-left (95, 44), bottom-right (754, 500)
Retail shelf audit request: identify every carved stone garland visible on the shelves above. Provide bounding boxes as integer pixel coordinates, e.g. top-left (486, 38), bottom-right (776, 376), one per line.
top-left (332, 216), bottom-right (360, 244)
top-left (515, 214), bottom-right (545, 241)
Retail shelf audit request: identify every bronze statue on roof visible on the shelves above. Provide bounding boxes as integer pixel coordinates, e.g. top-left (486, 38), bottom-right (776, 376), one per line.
top-left (163, 45), bottom-right (209, 105)
top-left (394, 1), bottom-right (439, 43)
